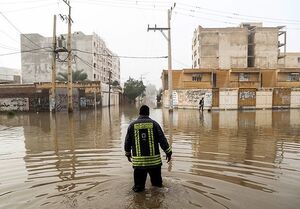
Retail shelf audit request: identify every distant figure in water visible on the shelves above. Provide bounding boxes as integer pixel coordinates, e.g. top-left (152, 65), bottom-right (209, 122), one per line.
top-left (199, 97), bottom-right (204, 112)
top-left (124, 105), bottom-right (172, 192)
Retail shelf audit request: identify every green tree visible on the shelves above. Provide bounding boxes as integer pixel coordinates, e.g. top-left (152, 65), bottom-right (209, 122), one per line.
top-left (112, 80), bottom-right (120, 87)
top-left (56, 69), bottom-right (88, 82)
top-left (124, 77), bottom-right (146, 103)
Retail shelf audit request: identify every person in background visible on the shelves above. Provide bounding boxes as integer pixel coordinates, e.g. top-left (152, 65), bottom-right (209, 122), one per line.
top-left (124, 105), bottom-right (172, 192)
top-left (199, 97), bottom-right (204, 112)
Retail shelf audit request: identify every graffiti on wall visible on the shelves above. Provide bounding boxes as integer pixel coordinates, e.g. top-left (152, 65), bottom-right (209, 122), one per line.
top-left (0, 98), bottom-right (29, 111)
top-left (29, 97), bottom-right (49, 111)
top-left (186, 90), bottom-right (207, 103)
top-left (239, 91), bottom-right (256, 100)
top-left (55, 88), bottom-right (79, 111)
top-left (80, 97), bottom-right (87, 108)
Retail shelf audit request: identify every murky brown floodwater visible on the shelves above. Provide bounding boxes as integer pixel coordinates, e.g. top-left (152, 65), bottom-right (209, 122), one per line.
top-left (0, 107), bottom-right (300, 209)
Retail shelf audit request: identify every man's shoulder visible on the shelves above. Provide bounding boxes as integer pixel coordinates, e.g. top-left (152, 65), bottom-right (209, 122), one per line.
top-left (133, 117), bottom-right (159, 125)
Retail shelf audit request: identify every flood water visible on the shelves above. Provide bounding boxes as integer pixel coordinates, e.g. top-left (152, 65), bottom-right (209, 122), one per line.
top-left (0, 107), bottom-right (300, 209)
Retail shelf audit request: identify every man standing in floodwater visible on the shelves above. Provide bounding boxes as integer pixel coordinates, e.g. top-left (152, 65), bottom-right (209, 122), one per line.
top-left (124, 105), bottom-right (172, 192)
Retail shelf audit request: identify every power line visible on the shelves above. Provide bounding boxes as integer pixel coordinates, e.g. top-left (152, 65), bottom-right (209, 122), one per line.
top-left (74, 55), bottom-right (93, 68)
top-left (175, 10), bottom-right (300, 30)
top-left (0, 10), bottom-right (51, 50)
top-left (73, 0), bottom-right (300, 25)
top-left (176, 2), bottom-right (300, 24)
top-left (0, 29), bottom-right (20, 43)
top-left (176, 6), bottom-right (300, 26)
top-left (0, 47), bottom-right (52, 56)
top-left (74, 0), bottom-right (170, 7)
top-left (173, 58), bottom-right (190, 68)
top-left (73, 48), bottom-right (168, 59)
top-left (175, 11), bottom-right (237, 25)
top-left (0, 43), bottom-right (19, 51)
top-left (72, 0), bottom-right (167, 12)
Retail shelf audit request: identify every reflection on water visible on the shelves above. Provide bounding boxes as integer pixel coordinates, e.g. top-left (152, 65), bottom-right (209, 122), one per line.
top-left (0, 107), bottom-right (300, 209)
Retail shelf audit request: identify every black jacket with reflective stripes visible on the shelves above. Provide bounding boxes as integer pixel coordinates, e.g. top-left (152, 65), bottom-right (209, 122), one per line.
top-left (124, 115), bottom-right (172, 168)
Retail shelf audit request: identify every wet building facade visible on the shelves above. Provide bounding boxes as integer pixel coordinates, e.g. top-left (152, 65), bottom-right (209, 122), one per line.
top-left (161, 22), bottom-right (300, 110)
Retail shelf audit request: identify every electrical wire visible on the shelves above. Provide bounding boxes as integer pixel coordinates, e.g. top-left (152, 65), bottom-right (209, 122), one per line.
top-left (0, 10), bottom-right (52, 51)
top-left (174, 11), bottom-right (237, 25)
top-left (73, 48), bottom-right (168, 59)
top-left (176, 2), bottom-right (300, 23)
top-left (74, 0), bottom-right (170, 7)
top-left (72, 0), bottom-right (167, 12)
top-left (0, 43), bottom-right (19, 51)
top-left (175, 6), bottom-right (300, 26)
top-left (72, 0), bottom-right (300, 27)
top-left (175, 10), bottom-right (300, 30)
top-left (74, 55), bottom-right (94, 68)
top-left (0, 47), bottom-right (52, 56)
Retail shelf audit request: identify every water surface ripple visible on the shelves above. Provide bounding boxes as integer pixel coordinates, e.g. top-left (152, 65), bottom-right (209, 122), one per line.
top-left (0, 108), bottom-right (299, 209)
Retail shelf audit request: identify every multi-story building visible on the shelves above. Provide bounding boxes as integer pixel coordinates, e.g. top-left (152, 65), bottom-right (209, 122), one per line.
top-left (0, 67), bottom-right (21, 84)
top-left (21, 32), bottom-right (120, 85)
top-left (161, 22), bottom-right (300, 110)
top-left (192, 22), bottom-right (286, 69)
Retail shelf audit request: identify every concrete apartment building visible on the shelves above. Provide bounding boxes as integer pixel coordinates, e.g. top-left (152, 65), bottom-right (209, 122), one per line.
top-left (21, 32), bottom-right (120, 85)
top-left (161, 23), bottom-right (300, 110)
top-left (192, 23), bottom-right (287, 69)
top-left (20, 32), bottom-right (120, 107)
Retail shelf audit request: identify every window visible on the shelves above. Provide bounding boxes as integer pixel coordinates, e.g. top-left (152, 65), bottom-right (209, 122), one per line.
top-left (239, 73), bottom-right (249, 81)
top-left (94, 63), bottom-right (96, 68)
top-left (192, 74), bottom-right (202, 82)
top-left (94, 74), bottom-right (96, 79)
top-left (288, 73), bottom-right (300, 82)
top-left (298, 57), bottom-right (300, 63)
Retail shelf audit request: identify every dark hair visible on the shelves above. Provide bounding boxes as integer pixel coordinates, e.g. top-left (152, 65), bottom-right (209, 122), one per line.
top-left (139, 105), bottom-right (150, 116)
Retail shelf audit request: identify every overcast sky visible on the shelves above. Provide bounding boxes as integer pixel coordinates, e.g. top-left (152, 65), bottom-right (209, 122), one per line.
top-left (0, 0), bottom-right (299, 88)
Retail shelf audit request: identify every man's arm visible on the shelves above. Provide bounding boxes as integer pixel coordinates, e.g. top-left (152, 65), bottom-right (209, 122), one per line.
top-left (124, 124), bottom-right (133, 162)
top-left (155, 122), bottom-right (172, 162)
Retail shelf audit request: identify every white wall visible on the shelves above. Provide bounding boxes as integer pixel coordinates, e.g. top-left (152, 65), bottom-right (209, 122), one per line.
top-left (291, 90), bottom-right (300, 108)
top-left (256, 90), bottom-right (273, 109)
top-left (219, 89), bottom-right (238, 109)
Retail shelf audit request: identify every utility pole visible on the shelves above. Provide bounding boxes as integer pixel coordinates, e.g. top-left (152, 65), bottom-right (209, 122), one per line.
top-left (108, 70), bottom-right (112, 108)
top-left (62, 0), bottom-right (73, 112)
top-left (148, 3), bottom-right (176, 111)
top-left (51, 15), bottom-right (57, 112)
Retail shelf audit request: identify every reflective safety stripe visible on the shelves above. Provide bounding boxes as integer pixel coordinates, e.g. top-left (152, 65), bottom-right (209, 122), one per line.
top-left (134, 122), bottom-right (154, 156)
top-left (165, 146), bottom-right (172, 153)
top-left (132, 155), bottom-right (162, 167)
top-left (148, 128), bottom-right (155, 156)
top-left (134, 123), bottom-right (153, 129)
top-left (134, 129), bottom-right (141, 156)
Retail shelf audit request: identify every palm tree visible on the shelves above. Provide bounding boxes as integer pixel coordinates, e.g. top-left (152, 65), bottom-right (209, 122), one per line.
top-left (56, 69), bottom-right (88, 82)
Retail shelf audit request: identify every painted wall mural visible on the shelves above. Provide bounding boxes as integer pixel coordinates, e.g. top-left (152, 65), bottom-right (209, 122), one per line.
top-left (0, 98), bottom-right (29, 111)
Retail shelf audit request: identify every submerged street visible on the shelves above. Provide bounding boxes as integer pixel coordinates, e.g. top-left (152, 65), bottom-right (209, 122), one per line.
top-left (0, 107), bottom-right (299, 209)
